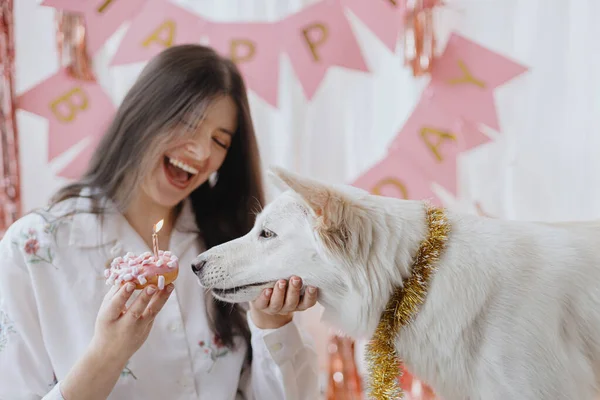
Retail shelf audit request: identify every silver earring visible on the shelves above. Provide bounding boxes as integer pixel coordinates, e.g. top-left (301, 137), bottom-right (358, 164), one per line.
top-left (208, 171), bottom-right (219, 188)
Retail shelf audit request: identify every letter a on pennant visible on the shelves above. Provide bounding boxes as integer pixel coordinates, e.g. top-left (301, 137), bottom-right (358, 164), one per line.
top-left (389, 94), bottom-right (465, 195)
top-left (111, 0), bottom-right (206, 66)
top-left (17, 69), bottom-right (116, 165)
top-left (142, 20), bottom-right (176, 48)
top-left (282, 0), bottom-right (368, 100)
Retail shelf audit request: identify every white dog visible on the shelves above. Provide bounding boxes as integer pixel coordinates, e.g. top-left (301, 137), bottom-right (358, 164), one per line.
top-left (193, 167), bottom-right (600, 400)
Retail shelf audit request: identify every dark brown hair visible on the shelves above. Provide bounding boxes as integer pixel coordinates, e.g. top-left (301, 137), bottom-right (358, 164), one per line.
top-left (52, 44), bottom-right (265, 357)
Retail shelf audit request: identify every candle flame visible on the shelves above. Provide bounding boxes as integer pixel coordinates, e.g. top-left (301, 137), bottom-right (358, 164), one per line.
top-left (154, 219), bottom-right (164, 233)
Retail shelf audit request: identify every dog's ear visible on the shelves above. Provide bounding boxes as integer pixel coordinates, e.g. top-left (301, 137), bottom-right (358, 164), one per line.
top-left (267, 166), bottom-right (291, 193)
top-left (268, 166), bottom-right (332, 218)
top-left (270, 167), bottom-right (362, 258)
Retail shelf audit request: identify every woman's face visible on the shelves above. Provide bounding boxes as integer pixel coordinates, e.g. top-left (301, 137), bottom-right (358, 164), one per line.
top-left (142, 96), bottom-right (238, 208)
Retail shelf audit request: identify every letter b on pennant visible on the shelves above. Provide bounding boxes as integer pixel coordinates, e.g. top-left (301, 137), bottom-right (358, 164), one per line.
top-left (49, 87), bottom-right (89, 123)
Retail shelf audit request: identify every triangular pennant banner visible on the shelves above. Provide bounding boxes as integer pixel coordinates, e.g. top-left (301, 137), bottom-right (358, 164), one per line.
top-left (341, 0), bottom-right (404, 51)
top-left (282, 0), bottom-right (369, 100)
top-left (110, 0), bottom-right (206, 66)
top-left (389, 92), bottom-right (467, 195)
top-left (352, 146), bottom-right (440, 205)
top-left (17, 69), bottom-right (115, 163)
top-left (428, 33), bottom-right (528, 131)
top-left (207, 22), bottom-right (281, 107)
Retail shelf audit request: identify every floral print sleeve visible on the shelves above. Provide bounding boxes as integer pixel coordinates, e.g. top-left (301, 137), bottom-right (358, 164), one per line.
top-left (13, 227), bottom-right (56, 266)
top-left (0, 213), bottom-right (61, 398)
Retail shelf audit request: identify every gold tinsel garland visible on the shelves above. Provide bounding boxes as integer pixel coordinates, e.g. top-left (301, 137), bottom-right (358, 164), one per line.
top-left (365, 204), bottom-right (450, 399)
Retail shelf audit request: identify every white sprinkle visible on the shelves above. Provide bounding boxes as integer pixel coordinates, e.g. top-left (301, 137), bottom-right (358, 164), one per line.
top-left (114, 257), bottom-right (123, 263)
top-left (132, 267), bottom-right (139, 276)
top-left (157, 275), bottom-right (165, 290)
top-left (164, 251), bottom-right (172, 257)
top-left (123, 274), bottom-right (133, 281)
top-left (156, 259), bottom-right (164, 267)
top-left (158, 250), bottom-right (164, 256)
top-left (142, 259), bottom-right (151, 266)
top-left (138, 275), bottom-right (147, 285)
top-left (103, 269), bottom-right (111, 278)
top-left (125, 252), bottom-right (134, 258)
top-left (115, 277), bottom-right (123, 285)
top-left (128, 260), bottom-right (137, 266)
top-left (171, 256), bottom-right (178, 262)
top-left (167, 261), bottom-right (177, 268)
top-left (142, 251), bottom-right (152, 258)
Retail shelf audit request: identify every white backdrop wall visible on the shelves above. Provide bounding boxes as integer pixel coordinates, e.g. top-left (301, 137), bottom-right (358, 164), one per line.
top-left (14, 0), bottom-right (600, 381)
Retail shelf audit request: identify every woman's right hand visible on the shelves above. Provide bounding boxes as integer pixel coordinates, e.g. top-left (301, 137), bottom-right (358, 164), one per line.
top-left (59, 282), bottom-right (173, 400)
top-left (91, 282), bottom-right (174, 362)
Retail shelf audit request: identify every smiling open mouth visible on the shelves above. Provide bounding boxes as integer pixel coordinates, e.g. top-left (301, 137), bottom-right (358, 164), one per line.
top-left (163, 156), bottom-right (199, 189)
top-left (212, 281), bottom-right (273, 296)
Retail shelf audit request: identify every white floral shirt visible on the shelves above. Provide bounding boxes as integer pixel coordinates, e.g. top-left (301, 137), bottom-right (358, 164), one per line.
top-left (0, 194), bottom-right (319, 400)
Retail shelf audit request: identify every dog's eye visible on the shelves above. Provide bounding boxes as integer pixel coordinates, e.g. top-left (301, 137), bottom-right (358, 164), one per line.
top-left (259, 229), bottom-right (276, 239)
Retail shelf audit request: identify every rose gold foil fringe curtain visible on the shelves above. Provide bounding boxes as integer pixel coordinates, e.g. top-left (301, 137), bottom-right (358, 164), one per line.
top-left (55, 11), bottom-right (95, 81)
top-left (0, 0), bottom-right (21, 237)
top-left (403, 0), bottom-right (437, 77)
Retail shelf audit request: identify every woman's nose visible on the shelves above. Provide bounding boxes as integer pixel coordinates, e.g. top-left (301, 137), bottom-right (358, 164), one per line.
top-left (186, 136), bottom-right (211, 161)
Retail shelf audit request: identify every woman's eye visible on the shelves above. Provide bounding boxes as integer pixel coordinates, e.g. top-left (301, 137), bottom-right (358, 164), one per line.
top-left (259, 229), bottom-right (276, 239)
top-left (212, 137), bottom-right (229, 149)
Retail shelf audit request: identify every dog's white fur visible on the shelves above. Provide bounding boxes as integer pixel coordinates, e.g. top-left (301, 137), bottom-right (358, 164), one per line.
top-left (194, 167), bottom-right (600, 399)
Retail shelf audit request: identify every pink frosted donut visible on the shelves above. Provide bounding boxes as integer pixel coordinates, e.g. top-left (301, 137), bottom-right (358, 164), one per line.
top-left (105, 250), bottom-right (179, 290)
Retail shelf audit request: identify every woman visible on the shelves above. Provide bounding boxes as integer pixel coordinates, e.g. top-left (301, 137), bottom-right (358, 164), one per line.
top-left (0, 45), bottom-right (320, 399)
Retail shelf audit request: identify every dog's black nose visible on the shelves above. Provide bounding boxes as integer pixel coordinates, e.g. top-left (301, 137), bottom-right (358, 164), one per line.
top-left (192, 259), bottom-right (206, 275)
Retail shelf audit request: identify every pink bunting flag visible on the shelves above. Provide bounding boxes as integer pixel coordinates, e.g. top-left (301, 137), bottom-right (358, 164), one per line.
top-left (389, 92), bottom-right (479, 195)
top-left (458, 118), bottom-right (492, 149)
top-left (282, 0), bottom-right (368, 100)
top-left (352, 146), bottom-right (440, 205)
top-left (428, 33), bottom-right (528, 131)
top-left (207, 22), bottom-right (281, 107)
top-left (110, 0), bottom-right (206, 66)
top-left (341, 0), bottom-right (404, 51)
top-left (17, 69), bottom-right (115, 167)
top-left (43, 0), bottom-right (149, 54)
top-left (41, 0), bottom-right (92, 13)
top-left (57, 136), bottom-right (102, 179)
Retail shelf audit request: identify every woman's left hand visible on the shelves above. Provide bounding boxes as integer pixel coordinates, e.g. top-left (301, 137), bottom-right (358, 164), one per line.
top-left (249, 276), bottom-right (318, 329)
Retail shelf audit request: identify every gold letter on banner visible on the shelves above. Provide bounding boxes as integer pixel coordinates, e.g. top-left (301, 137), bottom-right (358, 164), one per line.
top-left (49, 87), bottom-right (89, 123)
top-left (420, 127), bottom-right (456, 162)
top-left (371, 178), bottom-right (409, 199)
top-left (446, 60), bottom-right (486, 88)
top-left (302, 23), bottom-right (328, 62)
top-left (230, 39), bottom-right (256, 64)
top-left (386, 0), bottom-right (398, 6)
top-left (97, 0), bottom-right (114, 13)
top-left (142, 20), bottom-right (176, 48)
